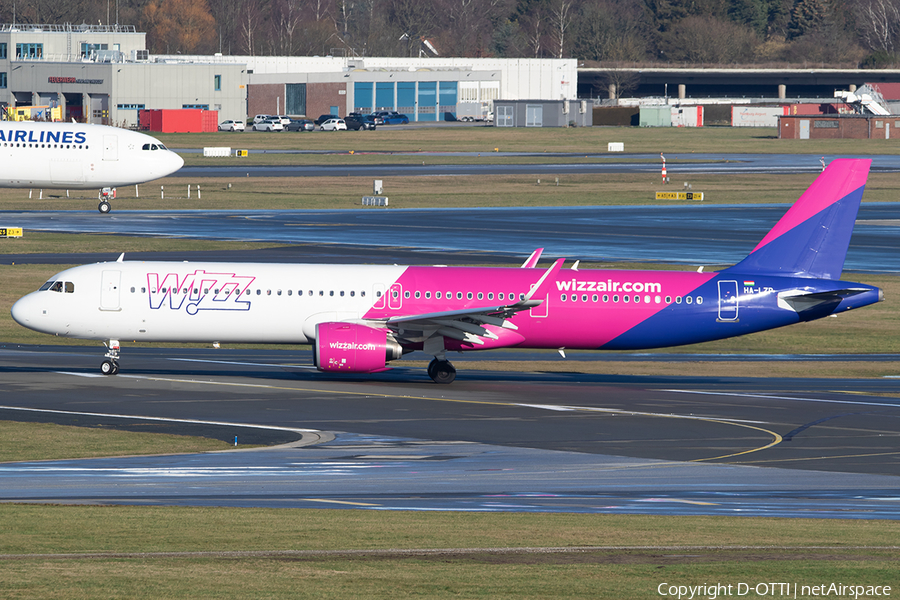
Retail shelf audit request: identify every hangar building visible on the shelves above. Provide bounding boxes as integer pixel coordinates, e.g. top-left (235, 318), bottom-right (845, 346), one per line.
top-left (0, 22), bottom-right (577, 127)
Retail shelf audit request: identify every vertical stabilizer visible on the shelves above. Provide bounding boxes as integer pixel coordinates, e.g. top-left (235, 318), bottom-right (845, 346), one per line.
top-left (724, 158), bottom-right (870, 280)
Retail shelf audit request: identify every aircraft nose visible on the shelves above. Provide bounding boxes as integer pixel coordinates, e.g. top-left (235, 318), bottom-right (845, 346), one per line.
top-left (11, 294), bottom-right (36, 327)
top-left (170, 151), bottom-right (185, 173)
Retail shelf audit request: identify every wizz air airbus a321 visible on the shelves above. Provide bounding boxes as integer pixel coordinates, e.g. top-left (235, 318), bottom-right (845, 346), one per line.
top-left (11, 159), bottom-right (883, 383)
top-left (0, 121), bottom-right (183, 213)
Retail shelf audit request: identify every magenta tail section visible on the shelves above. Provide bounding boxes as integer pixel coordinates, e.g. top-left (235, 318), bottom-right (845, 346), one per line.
top-left (725, 158), bottom-right (870, 280)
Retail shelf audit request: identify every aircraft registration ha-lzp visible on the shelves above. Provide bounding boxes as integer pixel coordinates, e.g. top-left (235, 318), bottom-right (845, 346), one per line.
top-left (11, 159), bottom-right (883, 383)
top-left (0, 121), bottom-right (183, 212)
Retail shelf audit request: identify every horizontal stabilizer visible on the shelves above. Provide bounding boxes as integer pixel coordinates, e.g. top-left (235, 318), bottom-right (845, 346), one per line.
top-left (777, 288), bottom-right (869, 321)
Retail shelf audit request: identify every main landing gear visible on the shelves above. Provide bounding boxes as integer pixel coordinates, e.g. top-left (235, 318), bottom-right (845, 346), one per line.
top-left (98, 187), bottom-right (116, 214)
top-left (101, 340), bottom-right (120, 375)
top-left (427, 358), bottom-right (456, 384)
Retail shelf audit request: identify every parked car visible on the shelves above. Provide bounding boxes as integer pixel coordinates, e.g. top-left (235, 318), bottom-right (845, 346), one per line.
top-left (315, 114), bottom-right (339, 125)
top-left (286, 119), bottom-right (315, 132)
top-left (218, 119), bottom-right (245, 132)
top-left (252, 119), bottom-right (284, 132)
top-left (253, 114), bottom-right (274, 124)
top-left (344, 114), bottom-right (377, 130)
top-left (320, 118), bottom-right (347, 131)
top-left (374, 111), bottom-right (410, 125)
top-left (367, 114), bottom-right (385, 125)
top-left (274, 115), bottom-right (292, 125)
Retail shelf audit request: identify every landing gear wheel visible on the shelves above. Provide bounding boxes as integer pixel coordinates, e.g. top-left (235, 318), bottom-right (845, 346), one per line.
top-left (98, 201), bottom-right (111, 214)
top-left (429, 359), bottom-right (456, 384)
top-left (100, 360), bottom-right (119, 375)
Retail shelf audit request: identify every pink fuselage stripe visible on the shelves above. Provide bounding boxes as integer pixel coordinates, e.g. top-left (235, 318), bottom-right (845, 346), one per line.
top-left (362, 266), bottom-right (715, 349)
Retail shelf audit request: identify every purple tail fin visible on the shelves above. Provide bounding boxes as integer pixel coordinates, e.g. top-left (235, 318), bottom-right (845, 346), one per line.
top-left (725, 158), bottom-right (870, 280)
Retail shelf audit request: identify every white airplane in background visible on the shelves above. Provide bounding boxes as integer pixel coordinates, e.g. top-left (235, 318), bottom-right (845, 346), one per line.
top-left (0, 121), bottom-right (184, 213)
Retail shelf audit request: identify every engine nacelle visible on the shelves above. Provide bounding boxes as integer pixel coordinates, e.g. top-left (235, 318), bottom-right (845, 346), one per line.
top-left (314, 322), bottom-right (403, 373)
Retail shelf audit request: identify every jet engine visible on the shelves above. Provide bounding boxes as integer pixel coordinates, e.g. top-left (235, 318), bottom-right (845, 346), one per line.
top-left (313, 322), bottom-right (403, 373)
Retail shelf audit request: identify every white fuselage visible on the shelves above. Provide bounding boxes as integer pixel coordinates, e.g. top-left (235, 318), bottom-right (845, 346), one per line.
top-left (11, 261), bottom-right (406, 344)
top-left (0, 121), bottom-right (183, 189)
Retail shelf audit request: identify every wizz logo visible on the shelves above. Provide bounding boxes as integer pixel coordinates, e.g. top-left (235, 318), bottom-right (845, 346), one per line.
top-left (147, 270), bottom-right (256, 315)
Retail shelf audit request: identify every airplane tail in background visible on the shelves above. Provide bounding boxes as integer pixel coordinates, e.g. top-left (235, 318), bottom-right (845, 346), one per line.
top-left (724, 158), bottom-right (871, 280)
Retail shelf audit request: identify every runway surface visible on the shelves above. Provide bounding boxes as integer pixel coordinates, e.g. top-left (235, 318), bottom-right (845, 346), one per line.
top-left (1, 169), bottom-right (898, 518)
top-left (3, 203), bottom-right (899, 272)
top-left (1, 345), bottom-right (898, 518)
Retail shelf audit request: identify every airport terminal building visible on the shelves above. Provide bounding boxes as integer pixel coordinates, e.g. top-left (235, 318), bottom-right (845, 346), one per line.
top-left (0, 23), bottom-right (577, 127)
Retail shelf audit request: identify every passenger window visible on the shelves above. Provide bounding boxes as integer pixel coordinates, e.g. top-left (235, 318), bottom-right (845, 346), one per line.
top-left (131, 287), bottom-right (135, 293)
top-left (603, 294), bottom-right (609, 302)
top-left (613, 294), bottom-right (619, 303)
top-left (498, 293), bottom-right (504, 300)
top-left (488, 293), bottom-right (493, 300)
top-left (467, 292), bottom-right (473, 300)
top-left (340, 291), bottom-right (344, 297)
top-left (686, 296), bottom-right (693, 304)
top-left (675, 296), bottom-right (682, 304)
top-left (414, 291), bottom-right (420, 299)
top-left (436, 292), bottom-right (442, 299)
top-left (561, 294), bottom-right (567, 301)
top-left (592, 294), bottom-right (598, 302)
top-left (477, 292), bottom-right (483, 300)
top-left (350, 291), bottom-right (354, 297)
top-left (697, 296), bottom-right (703, 304)
top-left (361, 291), bottom-right (365, 297)
top-left (456, 292), bottom-right (463, 300)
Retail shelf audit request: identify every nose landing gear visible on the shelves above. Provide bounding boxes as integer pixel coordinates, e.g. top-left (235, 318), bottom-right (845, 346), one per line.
top-left (98, 187), bottom-right (116, 214)
top-left (101, 339), bottom-right (120, 375)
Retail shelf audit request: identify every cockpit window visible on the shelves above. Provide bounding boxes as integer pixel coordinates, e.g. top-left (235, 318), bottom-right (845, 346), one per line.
top-left (39, 280), bottom-right (74, 293)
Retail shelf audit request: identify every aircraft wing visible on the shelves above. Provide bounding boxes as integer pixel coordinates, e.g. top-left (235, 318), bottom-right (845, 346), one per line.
top-left (373, 258), bottom-right (564, 346)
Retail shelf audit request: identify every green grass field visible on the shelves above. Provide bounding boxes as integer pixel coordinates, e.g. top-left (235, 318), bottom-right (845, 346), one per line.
top-left (1, 126), bottom-right (898, 598)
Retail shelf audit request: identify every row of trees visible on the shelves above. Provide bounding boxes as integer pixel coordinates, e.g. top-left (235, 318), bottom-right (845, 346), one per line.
top-left (3, 0), bottom-right (900, 66)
